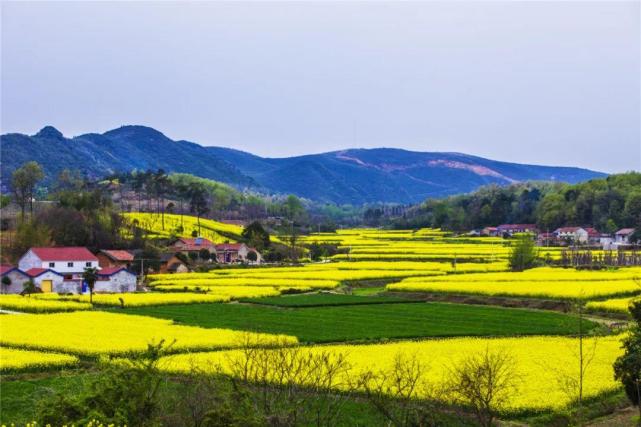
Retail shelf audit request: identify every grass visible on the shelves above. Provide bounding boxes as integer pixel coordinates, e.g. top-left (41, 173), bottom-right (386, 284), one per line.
top-left (116, 301), bottom-right (598, 343)
top-left (241, 292), bottom-right (416, 307)
top-left (0, 371), bottom-right (96, 425)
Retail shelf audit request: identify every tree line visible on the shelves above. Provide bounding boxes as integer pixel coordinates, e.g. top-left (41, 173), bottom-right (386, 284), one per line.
top-left (389, 173), bottom-right (641, 235)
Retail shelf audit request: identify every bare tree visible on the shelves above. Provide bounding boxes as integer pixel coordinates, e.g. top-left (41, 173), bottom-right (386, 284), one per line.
top-left (446, 347), bottom-right (518, 427)
top-left (359, 352), bottom-right (442, 427)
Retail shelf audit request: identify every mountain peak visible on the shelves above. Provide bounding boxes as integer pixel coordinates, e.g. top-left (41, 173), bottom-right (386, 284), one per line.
top-left (34, 126), bottom-right (64, 140)
top-left (103, 125), bottom-right (170, 142)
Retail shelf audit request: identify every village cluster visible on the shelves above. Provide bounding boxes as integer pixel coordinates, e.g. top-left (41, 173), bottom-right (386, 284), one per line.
top-left (0, 237), bottom-right (261, 295)
top-left (475, 224), bottom-right (635, 249)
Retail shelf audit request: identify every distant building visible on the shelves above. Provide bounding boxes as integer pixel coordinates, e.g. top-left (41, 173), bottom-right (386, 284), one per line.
top-left (170, 237), bottom-right (216, 254)
top-left (97, 250), bottom-right (134, 269)
top-left (496, 224), bottom-right (538, 236)
top-left (215, 243), bottom-right (262, 264)
top-left (615, 228), bottom-right (636, 244)
top-left (159, 253), bottom-right (190, 274)
top-left (583, 227), bottom-right (601, 245)
top-left (481, 227), bottom-right (498, 237)
top-left (537, 232), bottom-right (556, 246)
top-left (95, 267), bottom-right (137, 293)
top-left (553, 227), bottom-right (588, 244)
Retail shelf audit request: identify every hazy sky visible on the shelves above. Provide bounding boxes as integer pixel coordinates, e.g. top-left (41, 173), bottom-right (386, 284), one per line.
top-left (1, 1), bottom-right (639, 173)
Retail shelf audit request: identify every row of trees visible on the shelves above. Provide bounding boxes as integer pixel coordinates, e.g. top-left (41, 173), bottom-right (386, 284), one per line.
top-left (390, 173), bottom-right (641, 234)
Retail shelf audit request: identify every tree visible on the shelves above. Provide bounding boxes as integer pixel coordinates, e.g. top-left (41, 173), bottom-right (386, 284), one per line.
top-left (247, 250), bottom-right (258, 263)
top-left (82, 267), bottom-right (99, 304)
top-left (446, 347), bottom-right (519, 427)
top-left (10, 220), bottom-right (52, 261)
top-left (189, 183), bottom-right (210, 234)
top-left (614, 299), bottom-right (641, 422)
top-left (198, 248), bottom-right (211, 261)
top-left (508, 233), bottom-right (538, 272)
top-left (23, 279), bottom-right (37, 296)
top-left (241, 221), bottom-right (270, 251)
top-left (11, 161), bottom-right (44, 221)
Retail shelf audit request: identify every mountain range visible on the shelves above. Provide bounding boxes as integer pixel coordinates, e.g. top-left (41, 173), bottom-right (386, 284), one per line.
top-left (1, 125), bottom-right (606, 204)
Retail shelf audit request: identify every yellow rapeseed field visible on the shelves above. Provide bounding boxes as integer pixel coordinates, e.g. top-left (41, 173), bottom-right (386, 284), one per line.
top-left (0, 311), bottom-right (297, 356)
top-left (67, 292), bottom-right (231, 307)
top-left (158, 335), bottom-right (623, 413)
top-left (387, 279), bottom-right (641, 299)
top-left (0, 346), bottom-right (79, 372)
top-left (586, 296), bottom-right (640, 314)
top-left (0, 295), bottom-right (92, 313)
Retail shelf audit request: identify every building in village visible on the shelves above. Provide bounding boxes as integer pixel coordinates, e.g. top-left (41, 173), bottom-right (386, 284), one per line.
top-left (495, 224), bottom-right (538, 236)
top-left (215, 243), bottom-right (262, 264)
top-left (97, 250), bottom-right (134, 269)
top-left (11, 247), bottom-right (136, 294)
top-left (0, 265), bottom-right (30, 294)
top-left (159, 253), bottom-right (190, 273)
top-left (170, 237), bottom-right (216, 255)
top-left (615, 228), bottom-right (636, 244)
top-left (553, 227), bottom-right (589, 244)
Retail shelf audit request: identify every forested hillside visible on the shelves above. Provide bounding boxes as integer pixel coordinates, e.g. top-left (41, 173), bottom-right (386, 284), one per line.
top-left (391, 172), bottom-right (641, 232)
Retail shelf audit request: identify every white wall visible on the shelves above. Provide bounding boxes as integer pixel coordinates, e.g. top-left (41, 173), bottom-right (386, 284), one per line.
top-left (94, 271), bottom-right (137, 293)
top-left (1, 270), bottom-right (30, 294)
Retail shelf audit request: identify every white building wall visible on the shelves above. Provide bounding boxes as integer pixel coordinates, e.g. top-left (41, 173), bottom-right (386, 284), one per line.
top-left (94, 271), bottom-right (137, 293)
top-left (31, 272), bottom-right (65, 291)
top-left (17, 250), bottom-right (99, 273)
top-left (17, 250), bottom-right (41, 270)
top-left (1, 270), bottom-right (30, 294)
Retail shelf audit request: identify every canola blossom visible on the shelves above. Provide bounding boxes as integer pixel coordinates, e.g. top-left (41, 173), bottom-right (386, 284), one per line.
top-left (67, 292), bottom-right (231, 307)
top-left (387, 279), bottom-right (641, 299)
top-left (0, 346), bottom-right (79, 372)
top-left (0, 311), bottom-right (297, 356)
top-left (0, 295), bottom-right (92, 313)
top-left (154, 285), bottom-right (284, 299)
top-left (586, 296), bottom-right (640, 314)
top-left (158, 335), bottom-right (623, 413)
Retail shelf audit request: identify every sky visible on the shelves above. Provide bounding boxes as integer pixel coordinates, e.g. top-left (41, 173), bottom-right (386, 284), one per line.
top-left (1, 1), bottom-right (639, 173)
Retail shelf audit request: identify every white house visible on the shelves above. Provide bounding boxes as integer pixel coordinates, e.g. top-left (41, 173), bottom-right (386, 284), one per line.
top-left (94, 267), bottom-right (137, 293)
top-left (214, 243), bottom-right (262, 264)
top-left (553, 227), bottom-right (589, 244)
top-left (615, 228), bottom-right (635, 244)
top-left (18, 247), bottom-right (99, 279)
top-left (0, 265), bottom-right (30, 294)
top-left (23, 268), bottom-right (66, 293)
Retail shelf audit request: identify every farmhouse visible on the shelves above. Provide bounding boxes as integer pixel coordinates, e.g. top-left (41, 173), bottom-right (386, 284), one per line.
top-left (170, 237), bottom-right (216, 254)
top-left (615, 228), bottom-right (635, 244)
top-left (97, 250), bottom-right (134, 269)
top-left (94, 267), bottom-right (137, 293)
top-left (18, 247), bottom-right (99, 280)
top-left (496, 224), bottom-right (538, 236)
top-left (215, 243), bottom-right (262, 264)
top-left (0, 265), bottom-right (29, 294)
top-left (553, 227), bottom-right (588, 244)
top-left (159, 253), bottom-right (190, 273)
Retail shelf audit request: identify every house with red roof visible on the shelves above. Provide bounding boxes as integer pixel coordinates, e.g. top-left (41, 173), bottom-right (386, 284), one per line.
top-left (215, 243), bottom-right (262, 264)
top-left (170, 237), bottom-right (216, 254)
top-left (615, 228), bottom-right (636, 244)
top-left (97, 250), bottom-right (134, 269)
top-left (18, 247), bottom-right (99, 277)
top-left (95, 267), bottom-right (136, 292)
top-left (495, 224), bottom-right (538, 236)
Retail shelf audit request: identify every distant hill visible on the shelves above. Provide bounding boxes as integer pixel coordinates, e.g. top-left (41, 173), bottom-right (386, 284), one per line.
top-left (1, 125), bottom-right (605, 204)
top-left (208, 147), bottom-right (606, 204)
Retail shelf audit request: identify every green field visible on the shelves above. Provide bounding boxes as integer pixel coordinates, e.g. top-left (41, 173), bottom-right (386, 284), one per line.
top-left (241, 293), bottom-right (415, 307)
top-left (119, 301), bottom-right (597, 343)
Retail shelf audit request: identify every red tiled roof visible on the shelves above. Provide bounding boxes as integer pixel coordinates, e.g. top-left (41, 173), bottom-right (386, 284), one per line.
top-left (496, 224), bottom-right (537, 231)
top-left (25, 268), bottom-right (62, 278)
top-left (100, 250), bottom-right (134, 261)
top-left (584, 227), bottom-right (600, 236)
top-left (173, 238), bottom-right (215, 251)
top-left (215, 243), bottom-right (244, 251)
top-left (97, 267), bottom-right (133, 276)
top-left (30, 247), bottom-right (98, 262)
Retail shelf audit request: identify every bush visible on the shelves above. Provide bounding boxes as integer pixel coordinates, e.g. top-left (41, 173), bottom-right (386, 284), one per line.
top-left (508, 234), bottom-right (538, 272)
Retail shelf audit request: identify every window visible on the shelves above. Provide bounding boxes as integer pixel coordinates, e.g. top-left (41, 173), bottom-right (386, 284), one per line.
top-left (67, 262), bottom-right (74, 267)
top-left (85, 262), bottom-right (92, 267)
top-left (48, 262), bottom-right (55, 268)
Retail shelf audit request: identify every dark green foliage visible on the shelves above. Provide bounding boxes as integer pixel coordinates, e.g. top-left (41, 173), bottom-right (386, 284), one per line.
top-left (508, 234), bottom-right (539, 272)
top-left (199, 248), bottom-right (211, 260)
top-left (37, 342), bottom-right (168, 427)
top-left (188, 251), bottom-right (199, 262)
top-left (307, 242), bottom-right (340, 261)
top-left (82, 267), bottom-right (99, 303)
top-left (120, 302), bottom-right (597, 343)
top-left (392, 173), bottom-right (641, 231)
top-left (613, 299), bottom-right (641, 415)
top-left (241, 221), bottom-right (271, 251)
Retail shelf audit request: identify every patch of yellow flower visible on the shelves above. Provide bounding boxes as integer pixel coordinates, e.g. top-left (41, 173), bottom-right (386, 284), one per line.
top-left (586, 296), bottom-right (640, 314)
top-left (158, 335), bottom-right (623, 412)
top-left (0, 295), bottom-right (92, 313)
top-left (0, 346), bottom-right (79, 372)
top-left (0, 311), bottom-right (297, 356)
